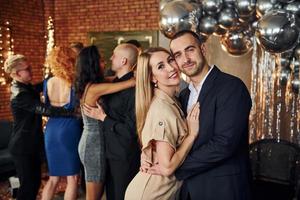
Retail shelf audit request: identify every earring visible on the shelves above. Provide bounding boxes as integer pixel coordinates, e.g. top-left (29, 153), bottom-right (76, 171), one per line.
top-left (154, 82), bottom-right (158, 88)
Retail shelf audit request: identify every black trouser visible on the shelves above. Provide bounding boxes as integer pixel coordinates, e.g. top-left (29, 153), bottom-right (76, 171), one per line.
top-left (106, 158), bottom-right (139, 200)
top-left (12, 154), bottom-right (41, 200)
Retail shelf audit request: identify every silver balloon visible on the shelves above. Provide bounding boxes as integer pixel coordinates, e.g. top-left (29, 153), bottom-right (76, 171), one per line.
top-left (256, 0), bottom-right (278, 17)
top-left (294, 45), bottom-right (300, 59)
top-left (243, 24), bottom-right (255, 37)
top-left (220, 26), bottom-right (253, 56)
top-left (214, 25), bottom-right (227, 36)
top-left (278, 0), bottom-right (295, 3)
top-left (218, 7), bottom-right (238, 30)
top-left (255, 10), bottom-right (299, 53)
top-left (159, 1), bottom-right (200, 38)
top-left (239, 11), bottom-right (258, 23)
top-left (284, 2), bottom-right (300, 14)
top-left (278, 67), bottom-right (291, 85)
top-left (223, 0), bottom-right (235, 7)
top-left (235, 0), bottom-right (256, 19)
top-left (199, 16), bottom-right (218, 35)
top-left (252, 20), bottom-right (258, 29)
top-left (284, 2), bottom-right (300, 27)
top-left (202, 0), bottom-right (223, 15)
top-left (160, 0), bottom-right (173, 11)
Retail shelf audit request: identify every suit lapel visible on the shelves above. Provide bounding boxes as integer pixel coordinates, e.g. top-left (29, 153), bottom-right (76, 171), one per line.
top-left (198, 67), bottom-right (220, 104)
top-left (179, 88), bottom-right (190, 116)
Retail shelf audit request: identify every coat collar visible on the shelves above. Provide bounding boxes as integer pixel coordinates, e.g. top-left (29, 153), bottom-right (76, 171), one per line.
top-left (180, 66), bottom-right (221, 113)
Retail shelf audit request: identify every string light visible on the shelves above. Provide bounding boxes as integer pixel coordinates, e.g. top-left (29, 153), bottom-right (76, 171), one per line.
top-left (0, 21), bottom-right (14, 85)
top-left (44, 16), bottom-right (55, 78)
top-left (42, 16), bottom-right (55, 129)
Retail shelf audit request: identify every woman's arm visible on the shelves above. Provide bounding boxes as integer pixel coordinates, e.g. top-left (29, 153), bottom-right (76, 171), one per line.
top-left (88, 78), bottom-right (135, 102)
top-left (104, 76), bottom-right (116, 82)
top-left (149, 103), bottom-right (200, 176)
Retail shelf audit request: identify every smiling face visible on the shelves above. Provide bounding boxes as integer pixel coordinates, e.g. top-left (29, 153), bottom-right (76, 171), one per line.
top-left (170, 32), bottom-right (206, 78)
top-left (150, 51), bottom-right (180, 90)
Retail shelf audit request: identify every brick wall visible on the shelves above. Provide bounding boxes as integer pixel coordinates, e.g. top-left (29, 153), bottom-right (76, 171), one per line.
top-left (54, 0), bottom-right (159, 46)
top-left (0, 0), bottom-right (159, 120)
top-left (0, 0), bottom-right (47, 120)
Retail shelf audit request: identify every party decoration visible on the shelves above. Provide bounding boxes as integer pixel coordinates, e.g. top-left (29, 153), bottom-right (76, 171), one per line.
top-left (235, 0), bottom-right (256, 19)
top-left (256, 10), bottom-right (299, 53)
top-left (284, 1), bottom-right (300, 14)
top-left (201, 0), bottom-right (223, 16)
top-left (0, 21), bottom-right (14, 85)
top-left (291, 78), bottom-right (300, 93)
top-left (276, 56), bottom-right (291, 68)
top-left (44, 16), bottom-right (55, 78)
top-left (223, 0), bottom-right (235, 7)
top-left (218, 7), bottom-right (238, 30)
top-left (199, 16), bottom-right (217, 35)
top-left (278, 0), bottom-right (295, 3)
top-left (256, 0), bottom-right (278, 17)
top-left (214, 25), bottom-right (227, 36)
top-left (284, 1), bottom-right (300, 27)
top-left (160, 0), bottom-right (174, 11)
top-left (159, 1), bottom-right (201, 38)
top-left (278, 67), bottom-right (291, 85)
top-left (220, 26), bottom-right (253, 56)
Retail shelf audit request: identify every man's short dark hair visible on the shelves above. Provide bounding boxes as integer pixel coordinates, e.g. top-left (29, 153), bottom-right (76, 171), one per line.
top-left (170, 30), bottom-right (202, 44)
top-left (126, 39), bottom-right (141, 48)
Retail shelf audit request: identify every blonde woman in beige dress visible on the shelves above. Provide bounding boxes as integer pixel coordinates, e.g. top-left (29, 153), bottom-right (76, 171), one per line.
top-left (125, 47), bottom-right (200, 200)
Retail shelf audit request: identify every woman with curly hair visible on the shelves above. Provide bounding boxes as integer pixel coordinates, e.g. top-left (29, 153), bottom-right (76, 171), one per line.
top-left (42, 46), bottom-right (82, 200)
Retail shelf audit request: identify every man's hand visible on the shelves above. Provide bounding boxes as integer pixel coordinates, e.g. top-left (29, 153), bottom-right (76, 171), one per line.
top-left (82, 102), bottom-right (107, 121)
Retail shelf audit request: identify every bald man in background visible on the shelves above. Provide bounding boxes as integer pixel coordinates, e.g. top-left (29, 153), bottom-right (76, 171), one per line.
top-left (84, 44), bottom-right (141, 200)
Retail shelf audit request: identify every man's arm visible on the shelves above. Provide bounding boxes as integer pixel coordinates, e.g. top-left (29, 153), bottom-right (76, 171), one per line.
top-left (83, 94), bottom-right (136, 140)
top-left (15, 92), bottom-right (75, 117)
top-left (175, 80), bottom-right (252, 180)
top-left (33, 81), bottom-right (44, 93)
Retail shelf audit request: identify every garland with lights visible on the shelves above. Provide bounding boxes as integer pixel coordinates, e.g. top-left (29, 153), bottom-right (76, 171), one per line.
top-left (0, 21), bottom-right (14, 85)
top-left (44, 16), bottom-right (55, 78)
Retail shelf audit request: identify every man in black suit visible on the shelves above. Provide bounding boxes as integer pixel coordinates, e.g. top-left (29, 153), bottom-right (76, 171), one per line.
top-left (4, 55), bottom-right (75, 200)
top-left (145, 30), bottom-right (252, 200)
top-left (173, 30), bottom-right (252, 200)
top-left (83, 43), bottom-right (141, 200)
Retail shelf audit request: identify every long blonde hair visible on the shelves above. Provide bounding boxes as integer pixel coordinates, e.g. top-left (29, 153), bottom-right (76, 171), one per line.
top-left (135, 47), bottom-right (171, 142)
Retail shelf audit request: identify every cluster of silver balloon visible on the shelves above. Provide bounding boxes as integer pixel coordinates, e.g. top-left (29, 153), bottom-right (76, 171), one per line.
top-left (159, 0), bottom-right (300, 143)
top-left (159, 0), bottom-right (300, 56)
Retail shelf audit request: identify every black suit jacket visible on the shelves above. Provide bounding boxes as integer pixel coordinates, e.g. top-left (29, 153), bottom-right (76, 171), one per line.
top-left (176, 67), bottom-right (252, 200)
top-left (9, 81), bottom-right (75, 155)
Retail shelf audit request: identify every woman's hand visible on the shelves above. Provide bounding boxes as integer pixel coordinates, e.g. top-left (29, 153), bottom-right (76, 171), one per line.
top-left (82, 102), bottom-right (107, 121)
top-left (186, 102), bottom-right (200, 138)
top-left (140, 152), bottom-right (152, 173)
top-left (129, 77), bottom-right (136, 87)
